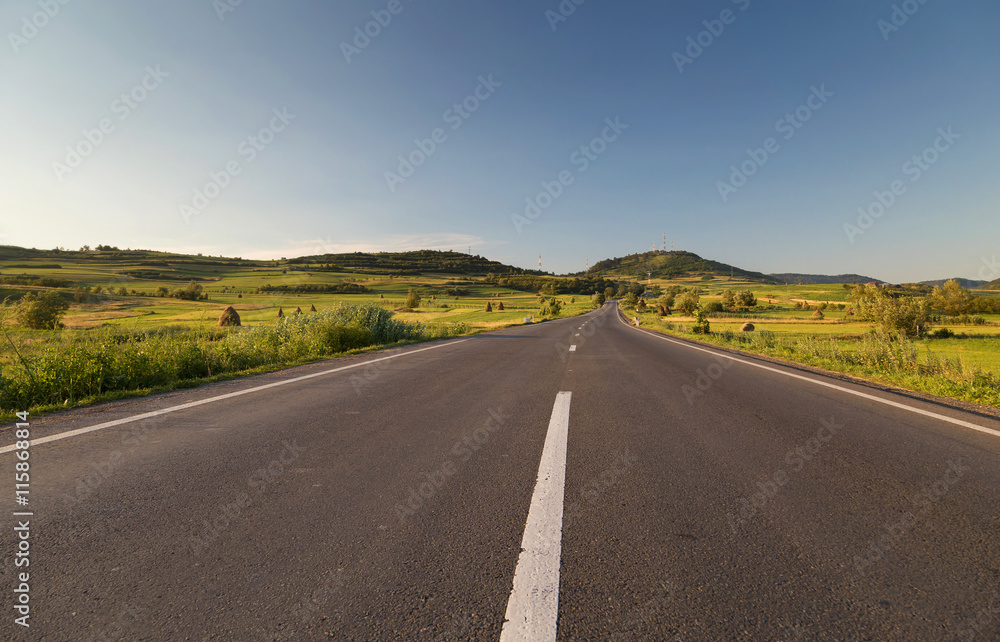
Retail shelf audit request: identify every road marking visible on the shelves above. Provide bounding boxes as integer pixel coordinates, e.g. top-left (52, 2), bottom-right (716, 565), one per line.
top-left (501, 391), bottom-right (572, 642)
top-left (617, 312), bottom-right (1000, 439)
top-left (569, 345), bottom-right (577, 352)
top-left (0, 339), bottom-right (471, 454)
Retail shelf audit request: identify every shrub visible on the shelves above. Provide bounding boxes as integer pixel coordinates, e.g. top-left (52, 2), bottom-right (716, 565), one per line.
top-left (13, 292), bottom-right (70, 329)
top-left (405, 290), bottom-right (421, 309)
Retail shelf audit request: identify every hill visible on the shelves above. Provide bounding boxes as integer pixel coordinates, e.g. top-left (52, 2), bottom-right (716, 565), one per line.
top-left (587, 251), bottom-right (783, 284)
top-left (770, 273), bottom-right (883, 285)
top-left (288, 250), bottom-right (540, 276)
top-left (920, 278), bottom-right (988, 289)
top-left (981, 278), bottom-right (1000, 290)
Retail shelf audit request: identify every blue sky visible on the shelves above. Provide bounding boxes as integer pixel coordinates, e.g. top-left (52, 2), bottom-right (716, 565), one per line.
top-left (1, 0), bottom-right (998, 282)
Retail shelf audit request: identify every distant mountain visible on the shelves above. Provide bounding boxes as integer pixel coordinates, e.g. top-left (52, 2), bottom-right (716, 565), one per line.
top-left (769, 273), bottom-right (882, 285)
top-left (980, 278), bottom-right (1000, 290)
top-left (588, 250), bottom-right (783, 284)
top-left (920, 278), bottom-right (988, 289)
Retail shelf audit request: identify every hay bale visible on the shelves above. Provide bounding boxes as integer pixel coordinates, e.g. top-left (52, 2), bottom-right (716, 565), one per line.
top-left (277, 308), bottom-right (284, 318)
top-left (812, 310), bottom-right (824, 319)
top-left (310, 304), bottom-right (317, 312)
top-left (294, 306), bottom-right (302, 315)
top-left (497, 302), bottom-right (505, 311)
top-left (484, 301), bottom-right (493, 312)
top-left (237, 294), bottom-right (242, 298)
top-left (741, 323), bottom-right (755, 332)
top-left (379, 294), bottom-right (384, 299)
top-left (657, 305), bottom-right (666, 316)
top-left (217, 306), bottom-right (241, 327)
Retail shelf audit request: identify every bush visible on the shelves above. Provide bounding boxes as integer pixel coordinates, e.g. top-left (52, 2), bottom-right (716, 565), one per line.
top-left (691, 308), bottom-right (710, 334)
top-left (677, 292), bottom-right (699, 315)
top-left (592, 293), bottom-right (606, 308)
top-left (404, 290), bottom-right (421, 309)
top-left (703, 301), bottom-right (724, 314)
top-left (12, 292), bottom-right (70, 329)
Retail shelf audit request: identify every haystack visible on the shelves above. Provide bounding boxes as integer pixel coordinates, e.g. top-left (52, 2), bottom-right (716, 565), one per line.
top-left (741, 323), bottom-right (755, 332)
top-left (310, 304), bottom-right (317, 312)
top-left (497, 302), bottom-right (505, 311)
top-left (294, 306), bottom-right (302, 315)
top-left (484, 301), bottom-right (493, 312)
top-left (217, 306), bottom-right (241, 327)
top-left (812, 310), bottom-right (824, 319)
top-left (277, 308), bottom-right (284, 318)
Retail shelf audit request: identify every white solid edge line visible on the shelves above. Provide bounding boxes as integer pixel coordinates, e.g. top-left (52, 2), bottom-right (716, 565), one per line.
top-left (0, 339), bottom-right (470, 455)
top-left (616, 310), bottom-right (1000, 439)
top-left (500, 391), bottom-right (572, 642)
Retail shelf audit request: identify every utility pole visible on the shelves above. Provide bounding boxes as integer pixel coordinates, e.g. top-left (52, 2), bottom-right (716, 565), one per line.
top-left (663, 233), bottom-right (666, 252)
top-left (647, 270), bottom-right (652, 284)
top-left (538, 254), bottom-right (542, 271)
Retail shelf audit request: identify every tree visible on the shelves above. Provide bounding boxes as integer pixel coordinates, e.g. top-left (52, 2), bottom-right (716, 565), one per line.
top-left (735, 290), bottom-right (757, 308)
top-left (604, 286), bottom-right (615, 300)
top-left (592, 293), bottom-right (606, 308)
top-left (621, 293), bottom-right (639, 309)
top-left (929, 279), bottom-right (973, 316)
top-left (156, 286), bottom-right (170, 297)
top-left (74, 286), bottom-right (91, 303)
top-left (721, 290), bottom-right (736, 309)
top-left (656, 294), bottom-right (673, 310)
top-left (13, 292), bottom-right (70, 329)
top-left (173, 282), bottom-right (203, 301)
top-left (850, 284), bottom-right (928, 337)
top-left (677, 292), bottom-right (700, 315)
top-left (692, 307), bottom-right (710, 334)
top-left (541, 298), bottom-right (563, 317)
top-left (404, 290), bottom-right (421, 309)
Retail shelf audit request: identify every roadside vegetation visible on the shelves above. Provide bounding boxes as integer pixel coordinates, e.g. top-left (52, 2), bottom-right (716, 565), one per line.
top-left (0, 246), bottom-right (605, 419)
top-left (623, 278), bottom-right (1000, 408)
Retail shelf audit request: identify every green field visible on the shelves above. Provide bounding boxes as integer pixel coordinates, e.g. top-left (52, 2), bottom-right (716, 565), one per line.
top-left (3, 246), bottom-right (999, 414)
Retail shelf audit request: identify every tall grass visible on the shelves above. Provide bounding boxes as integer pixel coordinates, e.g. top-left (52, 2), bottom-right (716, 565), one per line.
top-left (0, 304), bottom-right (449, 414)
top-left (682, 325), bottom-right (1000, 407)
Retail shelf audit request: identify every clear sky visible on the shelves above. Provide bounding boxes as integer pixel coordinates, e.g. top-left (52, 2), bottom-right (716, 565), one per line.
top-left (2, 1), bottom-right (998, 282)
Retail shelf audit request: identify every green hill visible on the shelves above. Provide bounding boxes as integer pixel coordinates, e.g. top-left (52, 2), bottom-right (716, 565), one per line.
top-left (288, 249), bottom-right (540, 276)
top-left (587, 250), bottom-right (783, 284)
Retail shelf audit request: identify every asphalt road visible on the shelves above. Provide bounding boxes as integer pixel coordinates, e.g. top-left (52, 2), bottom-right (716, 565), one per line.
top-left (3, 302), bottom-right (1000, 640)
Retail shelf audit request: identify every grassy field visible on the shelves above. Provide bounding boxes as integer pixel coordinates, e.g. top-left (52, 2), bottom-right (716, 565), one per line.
top-left (0, 249), bottom-right (595, 418)
top-left (626, 275), bottom-right (1000, 407)
top-left (3, 248), bottom-right (999, 413)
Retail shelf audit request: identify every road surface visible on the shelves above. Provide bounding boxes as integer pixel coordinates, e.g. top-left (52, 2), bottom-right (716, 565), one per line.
top-left (2, 303), bottom-right (999, 640)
